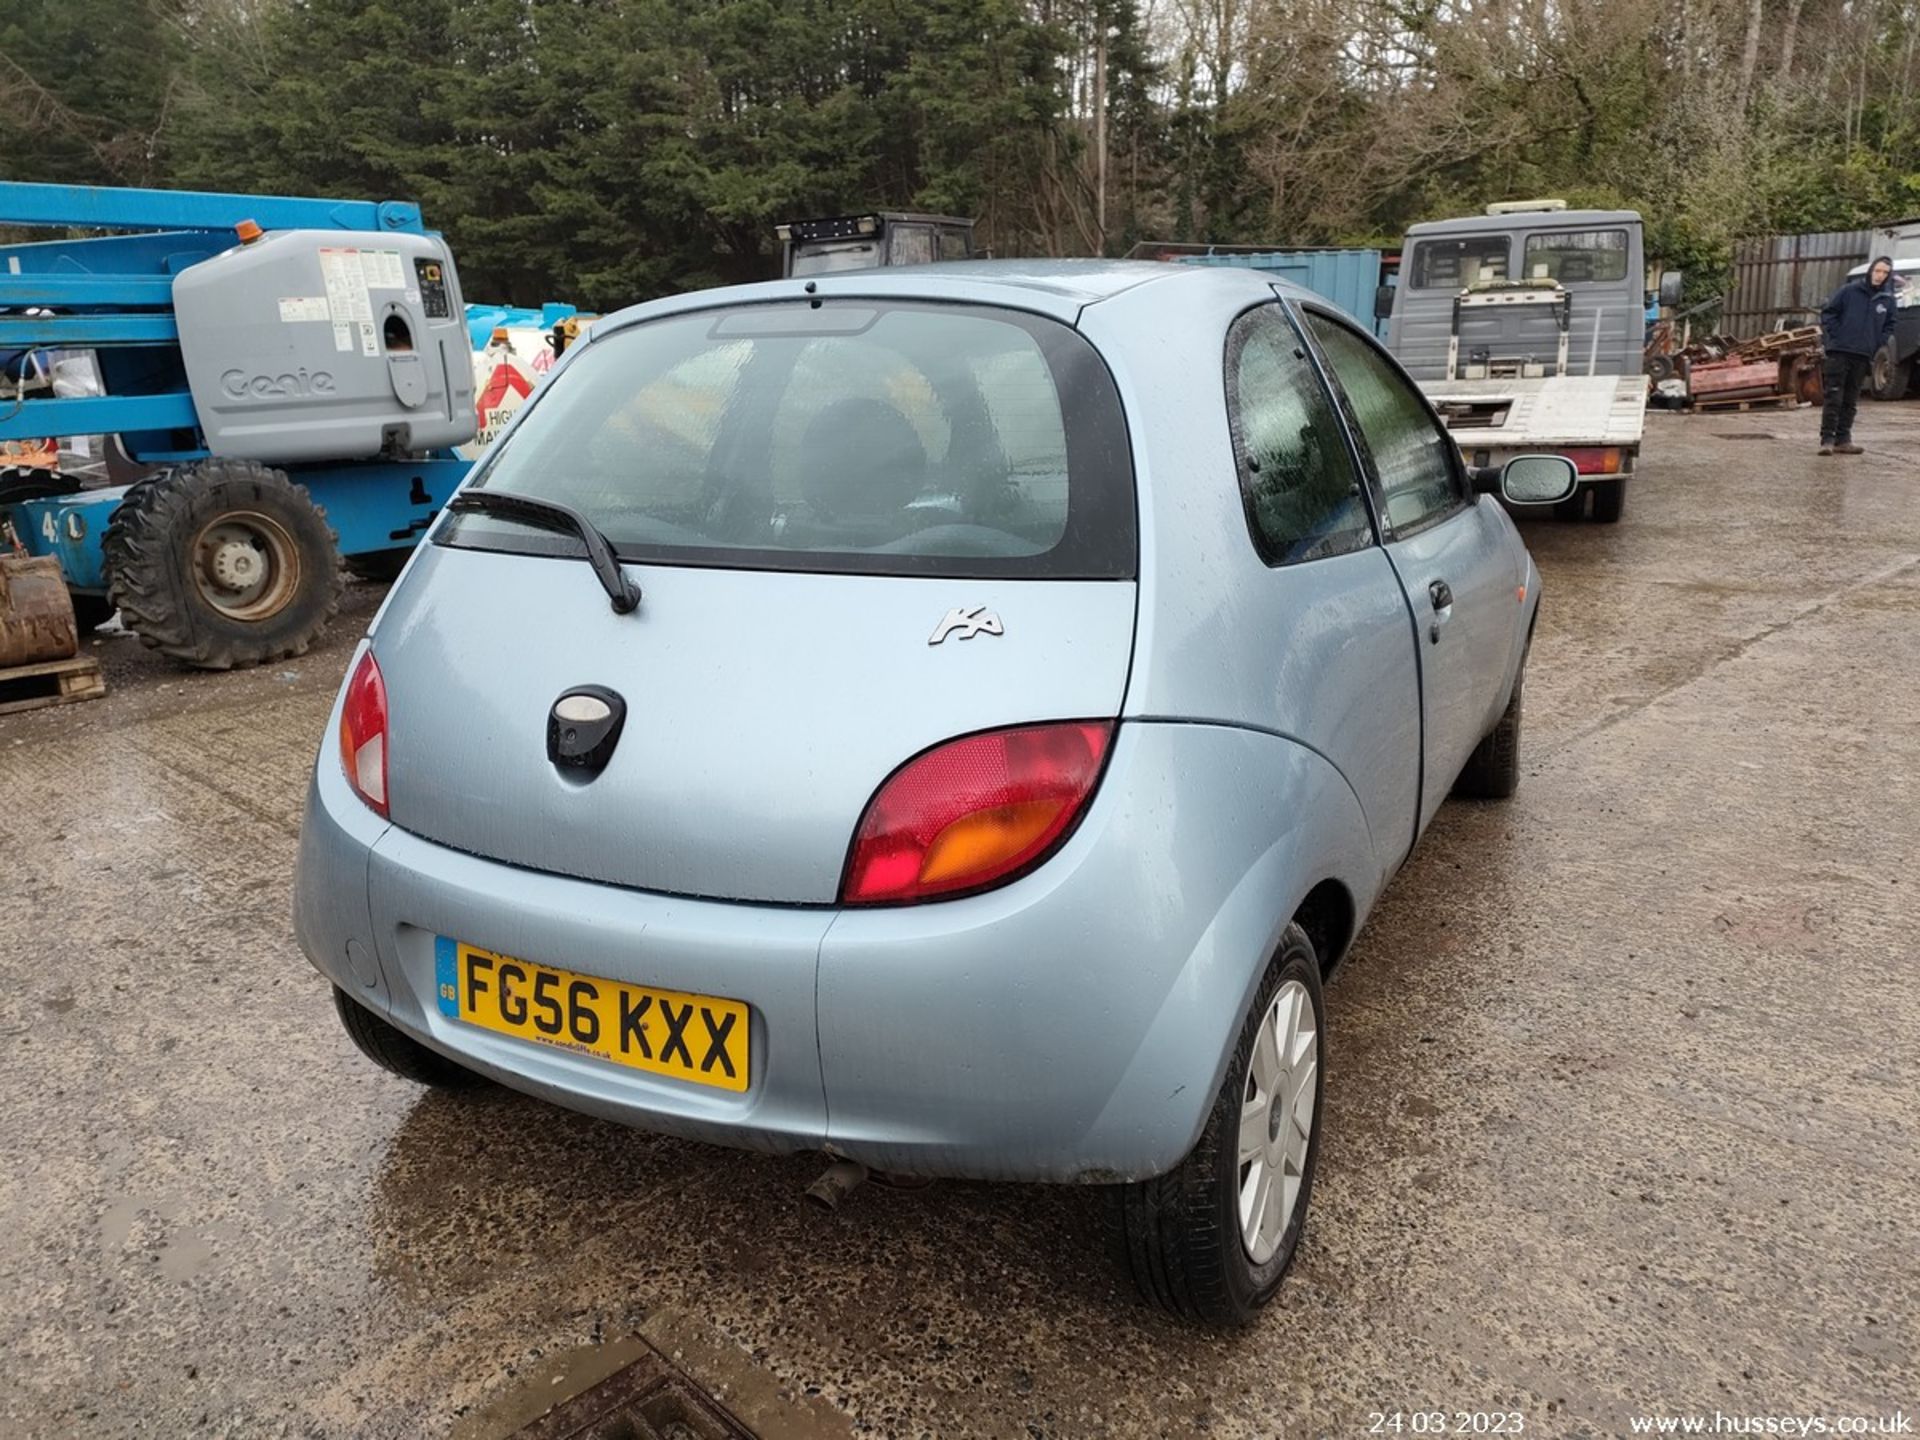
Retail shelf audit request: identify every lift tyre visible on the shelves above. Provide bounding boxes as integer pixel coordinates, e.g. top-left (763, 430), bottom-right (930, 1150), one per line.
top-left (103, 458), bottom-right (344, 670)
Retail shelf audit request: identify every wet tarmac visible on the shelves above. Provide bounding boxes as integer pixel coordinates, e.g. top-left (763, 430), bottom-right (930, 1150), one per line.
top-left (2, 406), bottom-right (1916, 1438)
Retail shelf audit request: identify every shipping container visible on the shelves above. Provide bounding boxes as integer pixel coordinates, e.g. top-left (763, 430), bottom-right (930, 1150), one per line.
top-left (1141, 245), bottom-right (1392, 336)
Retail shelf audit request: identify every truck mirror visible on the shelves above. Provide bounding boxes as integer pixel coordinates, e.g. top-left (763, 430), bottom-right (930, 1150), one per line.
top-left (1657, 270), bottom-right (1685, 306)
top-left (1374, 284), bottom-right (1396, 321)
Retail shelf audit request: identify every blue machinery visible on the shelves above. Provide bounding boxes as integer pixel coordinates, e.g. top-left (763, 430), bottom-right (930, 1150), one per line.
top-left (0, 182), bottom-right (572, 666)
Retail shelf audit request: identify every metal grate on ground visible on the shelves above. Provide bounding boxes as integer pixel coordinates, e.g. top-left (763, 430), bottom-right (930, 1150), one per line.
top-left (511, 1338), bottom-right (759, 1440)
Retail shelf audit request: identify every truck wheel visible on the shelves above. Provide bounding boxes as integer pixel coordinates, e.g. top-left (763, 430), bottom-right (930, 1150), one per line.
top-left (1107, 924), bottom-right (1324, 1325)
top-left (1589, 478), bottom-right (1626, 524)
top-left (1870, 344), bottom-right (1912, 401)
top-left (1454, 651), bottom-right (1525, 800)
top-left (103, 458), bottom-right (343, 670)
top-left (333, 988), bottom-right (485, 1089)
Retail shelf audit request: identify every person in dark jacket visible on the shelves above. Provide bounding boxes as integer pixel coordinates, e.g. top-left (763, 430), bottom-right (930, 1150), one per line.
top-left (1818, 256), bottom-right (1898, 454)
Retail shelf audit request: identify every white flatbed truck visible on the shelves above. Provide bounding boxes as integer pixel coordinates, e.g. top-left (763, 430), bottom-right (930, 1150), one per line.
top-left (1384, 203), bottom-right (1654, 523)
top-left (1422, 373), bottom-right (1647, 523)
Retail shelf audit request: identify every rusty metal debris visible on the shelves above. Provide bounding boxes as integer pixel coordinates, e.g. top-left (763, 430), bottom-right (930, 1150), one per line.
top-left (1649, 326), bottom-right (1824, 412)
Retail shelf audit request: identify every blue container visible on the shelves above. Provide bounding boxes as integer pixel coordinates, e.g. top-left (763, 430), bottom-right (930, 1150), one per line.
top-left (1175, 249), bottom-right (1388, 336)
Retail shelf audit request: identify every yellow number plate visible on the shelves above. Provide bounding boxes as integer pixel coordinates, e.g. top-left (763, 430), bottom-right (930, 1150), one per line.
top-left (433, 938), bottom-right (749, 1092)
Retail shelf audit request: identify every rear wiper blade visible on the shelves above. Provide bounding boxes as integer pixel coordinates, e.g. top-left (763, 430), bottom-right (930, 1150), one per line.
top-left (447, 490), bottom-right (641, 615)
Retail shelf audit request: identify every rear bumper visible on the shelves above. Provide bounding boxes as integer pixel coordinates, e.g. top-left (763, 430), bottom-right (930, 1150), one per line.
top-left (294, 717), bottom-right (1377, 1183)
top-left (1466, 444), bottom-right (1636, 484)
top-left (297, 726), bottom-right (834, 1155)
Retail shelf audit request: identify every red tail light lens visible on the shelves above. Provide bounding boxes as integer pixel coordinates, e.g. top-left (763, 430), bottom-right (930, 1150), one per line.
top-left (338, 649), bottom-right (389, 817)
top-left (840, 721), bottom-right (1114, 905)
top-left (1559, 447), bottom-right (1621, 475)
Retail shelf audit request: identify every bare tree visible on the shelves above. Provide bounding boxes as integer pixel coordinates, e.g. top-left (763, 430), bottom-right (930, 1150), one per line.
top-left (1737, 0), bottom-right (1763, 109)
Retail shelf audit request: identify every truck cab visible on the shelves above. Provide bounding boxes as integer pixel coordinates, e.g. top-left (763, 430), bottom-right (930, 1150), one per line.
top-left (777, 213), bottom-right (976, 278)
top-left (1386, 202), bottom-right (1647, 382)
top-left (1382, 202), bottom-right (1650, 524)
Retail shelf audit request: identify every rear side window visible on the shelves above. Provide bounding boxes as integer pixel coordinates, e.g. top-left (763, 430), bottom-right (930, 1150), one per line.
top-left (889, 226), bottom-right (934, 266)
top-left (1410, 236), bottom-right (1509, 289)
top-left (1224, 305), bottom-right (1371, 565)
top-left (1306, 312), bottom-right (1468, 536)
top-left (1522, 229), bottom-right (1628, 284)
top-left (448, 301), bottom-right (1135, 579)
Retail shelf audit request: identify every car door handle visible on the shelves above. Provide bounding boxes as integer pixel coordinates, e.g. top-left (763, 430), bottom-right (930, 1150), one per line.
top-left (1429, 579), bottom-right (1454, 611)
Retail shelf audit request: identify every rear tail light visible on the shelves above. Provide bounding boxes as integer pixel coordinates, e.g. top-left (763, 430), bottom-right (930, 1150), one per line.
top-left (840, 721), bottom-right (1114, 905)
top-left (338, 649), bottom-right (389, 817)
top-left (1559, 447), bottom-right (1621, 475)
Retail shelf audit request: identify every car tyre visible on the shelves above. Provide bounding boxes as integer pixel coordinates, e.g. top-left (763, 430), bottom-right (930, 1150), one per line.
top-left (1107, 924), bottom-right (1324, 1325)
top-left (1454, 650), bottom-right (1525, 800)
top-left (1589, 478), bottom-right (1625, 524)
top-left (333, 987), bottom-right (486, 1089)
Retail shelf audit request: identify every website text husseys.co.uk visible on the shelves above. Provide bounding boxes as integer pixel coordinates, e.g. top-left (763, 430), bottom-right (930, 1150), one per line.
top-left (1628, 1412), bottom-right (1913, 1437)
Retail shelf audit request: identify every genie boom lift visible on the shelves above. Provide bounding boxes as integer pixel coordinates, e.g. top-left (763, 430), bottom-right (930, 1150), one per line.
top-left (0, 182), bottom-right (479, 669)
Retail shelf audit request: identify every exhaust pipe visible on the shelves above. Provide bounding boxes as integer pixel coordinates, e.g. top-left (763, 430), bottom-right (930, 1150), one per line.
top-left (804, 1159), bottom-right (868, 1212)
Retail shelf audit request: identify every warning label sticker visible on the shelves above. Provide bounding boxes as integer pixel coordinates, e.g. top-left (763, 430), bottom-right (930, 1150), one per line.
top-left (318, 247), bottom-right (381, 357)
top-left (277, 296), bottom-right (330, 323)
top-left (362, 250), bottom-right (406, 290)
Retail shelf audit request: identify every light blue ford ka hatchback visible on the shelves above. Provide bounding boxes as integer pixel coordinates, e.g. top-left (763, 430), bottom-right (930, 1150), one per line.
top-left (295, 261), bottom-right (1573, 1324)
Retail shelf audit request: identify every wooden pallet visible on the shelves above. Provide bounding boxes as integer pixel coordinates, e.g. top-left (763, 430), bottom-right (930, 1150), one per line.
top-left (1691, 393), bottom-right (1799, 414)
top-left (0, 653), bottom-right (106, 716)
top-left (1739, 325), bottom-right (1820, 355)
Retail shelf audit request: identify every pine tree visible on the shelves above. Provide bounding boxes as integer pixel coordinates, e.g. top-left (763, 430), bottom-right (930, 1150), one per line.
top-left (0, 0), bottom-right (182, 185)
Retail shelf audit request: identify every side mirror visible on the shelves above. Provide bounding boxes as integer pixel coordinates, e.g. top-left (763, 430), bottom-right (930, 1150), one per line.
top-left (1470, 454), bottom-right (1578, 505)
top-left (1657, 270), bottom-right (1685, 306)
top-left (1374, 284), bottom-right (1396, 321)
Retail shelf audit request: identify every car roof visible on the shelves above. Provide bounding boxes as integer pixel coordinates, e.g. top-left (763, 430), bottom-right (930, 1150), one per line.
top-left (589, 258), bottom-right (1290, 334)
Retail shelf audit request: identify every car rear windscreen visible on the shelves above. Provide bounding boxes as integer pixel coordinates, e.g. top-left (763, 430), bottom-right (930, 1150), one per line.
top-left (446, 300), bottom-right (1136, 579)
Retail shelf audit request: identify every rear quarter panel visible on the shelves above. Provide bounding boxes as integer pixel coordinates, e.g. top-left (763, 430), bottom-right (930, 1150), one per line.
top-left (1080, 271), bottom-right (1423, 890)
top-left (815, 718), bottom-right (1378, 1181)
